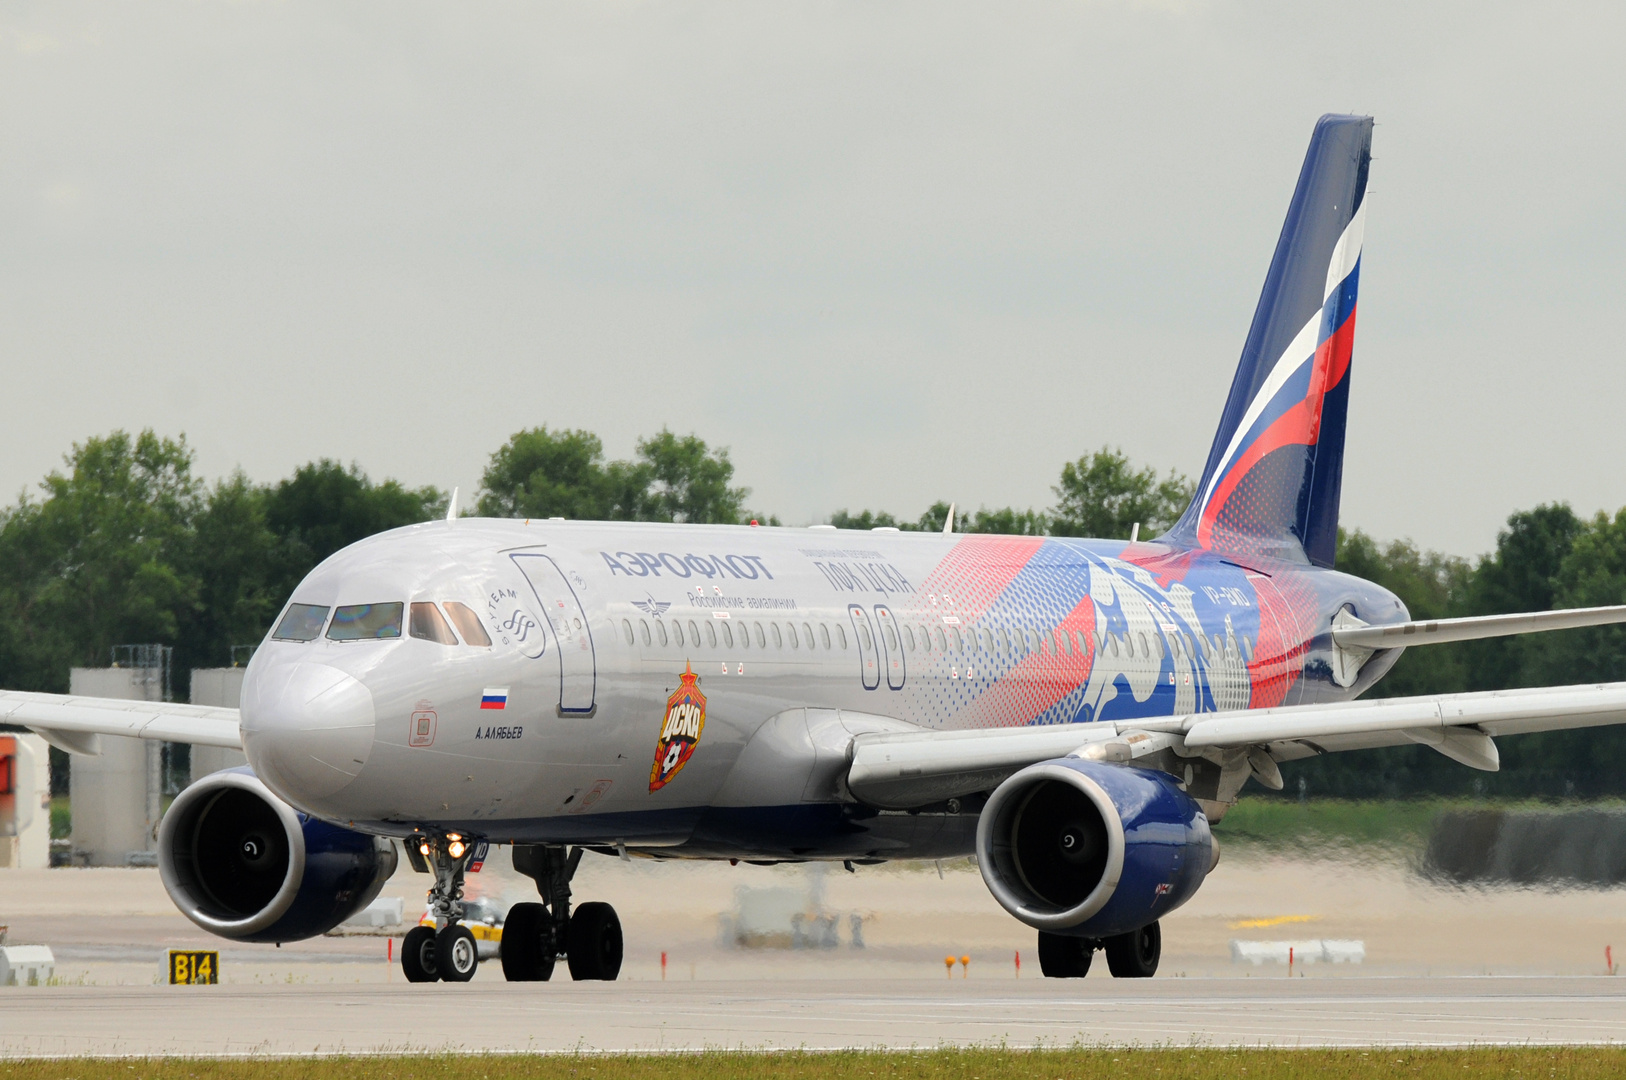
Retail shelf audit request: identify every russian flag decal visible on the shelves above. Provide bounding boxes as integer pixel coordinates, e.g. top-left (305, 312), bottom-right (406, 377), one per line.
top-left (480, 688), bottom-right (509, 710)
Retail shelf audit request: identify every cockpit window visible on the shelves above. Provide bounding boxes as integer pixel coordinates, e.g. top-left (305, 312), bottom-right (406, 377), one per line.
top-left (409, 602), bottom-right (458, 645)
top-left (272, 603), bottom-right (330, 642)
top-left (326, 603), bottom-right (404, 641)
top-left (443, 602), bottom-right (492, 647)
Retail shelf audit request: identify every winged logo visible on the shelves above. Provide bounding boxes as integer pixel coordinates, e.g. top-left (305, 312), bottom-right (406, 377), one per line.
top-left (632, 596), bottom-right (671, 617)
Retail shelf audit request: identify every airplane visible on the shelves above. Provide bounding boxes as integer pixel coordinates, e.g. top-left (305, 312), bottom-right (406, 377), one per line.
top-left (8, 112), bottom-right (1626, 985)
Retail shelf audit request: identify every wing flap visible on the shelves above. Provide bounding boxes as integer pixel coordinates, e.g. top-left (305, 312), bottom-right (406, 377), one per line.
top-left (846, 682), bottom-right (1626, 808)
top-left (1182, 683), bottom-right (1626, 749)
top-left (0, 690), bottom-right (242, 751)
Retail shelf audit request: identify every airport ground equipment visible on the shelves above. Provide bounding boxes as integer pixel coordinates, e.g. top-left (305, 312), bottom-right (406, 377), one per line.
top-left (18, 115), bottom-right (1626, 981)
top-left (0, 733), bottom-right (50, 870)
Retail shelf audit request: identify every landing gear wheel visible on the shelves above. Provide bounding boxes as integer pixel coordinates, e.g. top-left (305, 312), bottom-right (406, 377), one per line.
top-left (501, 902), bottom-right (555, 982)
top-left (1104, 921), bottom-right (1160, 978)
top-left (402, 924), bottom-right (439, 982)
top-left (566, 901), bottom-right (623, 981)
top-left (1037, 931), bottom-right (1094, 978)
top-left (437, 924), bottom-right (480, 982)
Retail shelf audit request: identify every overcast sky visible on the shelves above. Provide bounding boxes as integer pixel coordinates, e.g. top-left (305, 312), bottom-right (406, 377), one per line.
top-left (3, 2), bottom-right (1622, 557)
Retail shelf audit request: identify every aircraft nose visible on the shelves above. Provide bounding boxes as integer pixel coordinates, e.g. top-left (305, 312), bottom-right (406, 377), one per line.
top-left (240, 662), bottom-right (377, 802)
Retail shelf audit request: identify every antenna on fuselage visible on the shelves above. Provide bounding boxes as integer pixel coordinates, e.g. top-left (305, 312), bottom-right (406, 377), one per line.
top-left (943, 503), bottom-right (955, 535)
top-left (446, 487), bottom-right (459, 522)
top-left (1129, 522), bottom-right (1140, 543)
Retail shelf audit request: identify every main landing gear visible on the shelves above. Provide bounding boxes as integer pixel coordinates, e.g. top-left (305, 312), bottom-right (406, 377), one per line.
top-left (1037, 921), bottom-right (1161, 979)
top-left (504, 844), bottom-right (623, 982)
top-left (401, 833), bottom-right (482, 983)
top-left (398, 838), bottom-right (622, 984)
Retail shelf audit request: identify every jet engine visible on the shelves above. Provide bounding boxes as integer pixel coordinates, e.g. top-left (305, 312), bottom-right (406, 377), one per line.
top-left (976, 758), bottom-right (1212, 938)
top-left (157, 768), bottom-right (397, 943)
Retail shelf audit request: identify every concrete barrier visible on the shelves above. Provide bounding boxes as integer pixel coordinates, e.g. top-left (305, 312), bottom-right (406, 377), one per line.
top-left (1230, 939), bottom-right (1365, 965)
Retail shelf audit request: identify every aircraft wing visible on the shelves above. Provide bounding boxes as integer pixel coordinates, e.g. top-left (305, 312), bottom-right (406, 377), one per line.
top-left (846, 681), bottom-right (1626, 809)
top-left (0, 690), bottom-right (242, 755)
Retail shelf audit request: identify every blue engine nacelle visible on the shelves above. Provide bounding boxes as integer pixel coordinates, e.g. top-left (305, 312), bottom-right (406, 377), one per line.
top-left (976, 758), bottom-right (1213, 938)
top-left (157, 768), bottom-right (397, 943)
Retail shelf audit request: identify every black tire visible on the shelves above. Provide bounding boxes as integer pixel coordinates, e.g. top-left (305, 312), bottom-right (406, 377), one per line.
top-left (402, 924), bottom-right (439, 983)
top-left (1104, 921), bottom-right (1161, 978)
top-left (437, 923), bottom-right (480, 982)
top-left (501, 902), bottom-right (556, 982)
top-left (566, 901), bottom-right (623, 981)
top-left (1037, 931), bottom-right (1094, 978)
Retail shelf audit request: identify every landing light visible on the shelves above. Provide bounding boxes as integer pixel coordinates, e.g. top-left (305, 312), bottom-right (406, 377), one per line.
top-left (418, 842), bottom-right (431, 857)
top-left (447, 840), bottom-right (467, 860)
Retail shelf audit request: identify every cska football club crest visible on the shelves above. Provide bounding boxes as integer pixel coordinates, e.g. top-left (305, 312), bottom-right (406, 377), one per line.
top-left (650, 662), bottom-right (706, 792)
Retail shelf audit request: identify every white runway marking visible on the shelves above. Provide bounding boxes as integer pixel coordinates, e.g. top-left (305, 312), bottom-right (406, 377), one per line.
top-left (3, 976), bottom-right (1625, 1056)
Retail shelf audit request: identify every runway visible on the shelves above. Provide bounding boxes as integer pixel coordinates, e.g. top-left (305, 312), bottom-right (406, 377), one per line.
top-left (3, 976), bottom-right (1625, 1056)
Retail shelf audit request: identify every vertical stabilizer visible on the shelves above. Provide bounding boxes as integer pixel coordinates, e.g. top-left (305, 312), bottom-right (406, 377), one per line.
top-left (1163, 114), bottom-right (1371, 567)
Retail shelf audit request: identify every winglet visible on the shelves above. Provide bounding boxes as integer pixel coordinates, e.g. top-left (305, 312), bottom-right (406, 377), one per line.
top-left (446, 487), bottom-right (459, 522)
top-left (943, 503), bottom-right (955, 535)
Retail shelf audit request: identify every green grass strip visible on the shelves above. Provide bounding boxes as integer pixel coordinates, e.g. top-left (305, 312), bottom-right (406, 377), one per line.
top-left (6, 1048), bottom-right (1626, 1079)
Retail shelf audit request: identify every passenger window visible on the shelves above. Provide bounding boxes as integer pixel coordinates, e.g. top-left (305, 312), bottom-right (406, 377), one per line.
top-left (781, 622), bottom-right (795, 649)
top-left (932, 627), bottom-right (946, 652)
top-left (442, 602), bottom-right (492, 647)
top-left (884, 624), bottom-right (897, 651)
top-left (410, 602), bottom-right (459, 645)
top-left (802, 622), bottom-right (815, 649)
top-left (1072, 630), bottom-right (1086, 655)
top-left (998, 628), bottom-right (1009, 654)
top-left (773, 623), bottom-right (784, 648)
top-left (327, 603), bottom-right (403, 641)
top-left (273, 603), bottom-right (329, 642)
top-left (755, 622), bottom-right (766, 648)
top-left (706, 621), bottom-right (718, 648)
top-left (737, 621), bottom-right (747, 649)
top-left (657, 620), bottom-right (669, 647)
top-left (1054, 629), bottom-right (1067, 656)
top-left (820, 624), bottom-right (831, 650)
top-left (1139, 632), bottom-right (1150, 657)
top-left (621, 618), bottom-right (634, 646)
top-left (1243, 635), bottom-right (1255, 662)
top-left (641, 620), bottom-right (652, 646)
top-left (837, 625), bottom-right (848, 649)
top-left (904, 626), bottom-right (916, 651)
top-left (1108, 635), bottom-right (1119, 657)
top-left (674, 621), bottom-right (685, 647)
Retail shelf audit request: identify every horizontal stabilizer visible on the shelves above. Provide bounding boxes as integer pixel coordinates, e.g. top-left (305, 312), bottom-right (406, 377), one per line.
top-left (1334, 604), bottom-right (1626, 650)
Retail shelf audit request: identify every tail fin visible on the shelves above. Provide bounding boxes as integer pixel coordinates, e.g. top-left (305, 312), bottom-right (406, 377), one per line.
top-left (1163, 114), bottom-right (1372, 568)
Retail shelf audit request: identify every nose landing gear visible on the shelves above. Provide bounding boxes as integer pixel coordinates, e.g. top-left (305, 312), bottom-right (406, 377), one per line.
top-left (400, 832), bottom-right (481, 983)
top-left (507, 844), bottom-right (623, 981)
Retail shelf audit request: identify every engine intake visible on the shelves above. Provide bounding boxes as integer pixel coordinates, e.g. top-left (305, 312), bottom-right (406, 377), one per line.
top-left (158, 768), bottom-right (397, 943)
top-left (976, 758), bottom-right (1211, 938)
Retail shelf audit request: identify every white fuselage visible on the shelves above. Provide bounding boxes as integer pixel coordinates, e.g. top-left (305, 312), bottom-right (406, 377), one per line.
top-left (237, 517), bottom-right (1392, 859)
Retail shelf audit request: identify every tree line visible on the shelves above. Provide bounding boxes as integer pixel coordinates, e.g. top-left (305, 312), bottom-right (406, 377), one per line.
top-left (2, 426), bottom-right (1623, 797)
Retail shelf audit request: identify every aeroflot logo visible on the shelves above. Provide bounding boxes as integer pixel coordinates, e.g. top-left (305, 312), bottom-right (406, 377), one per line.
top-left (650, 662), bottom-right (706, 792)
top-left (602, 551), bottom-right (774, 581)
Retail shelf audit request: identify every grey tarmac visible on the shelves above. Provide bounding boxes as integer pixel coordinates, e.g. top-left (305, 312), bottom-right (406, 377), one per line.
top-left (2, 976), bottom-right (1625, 1056)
